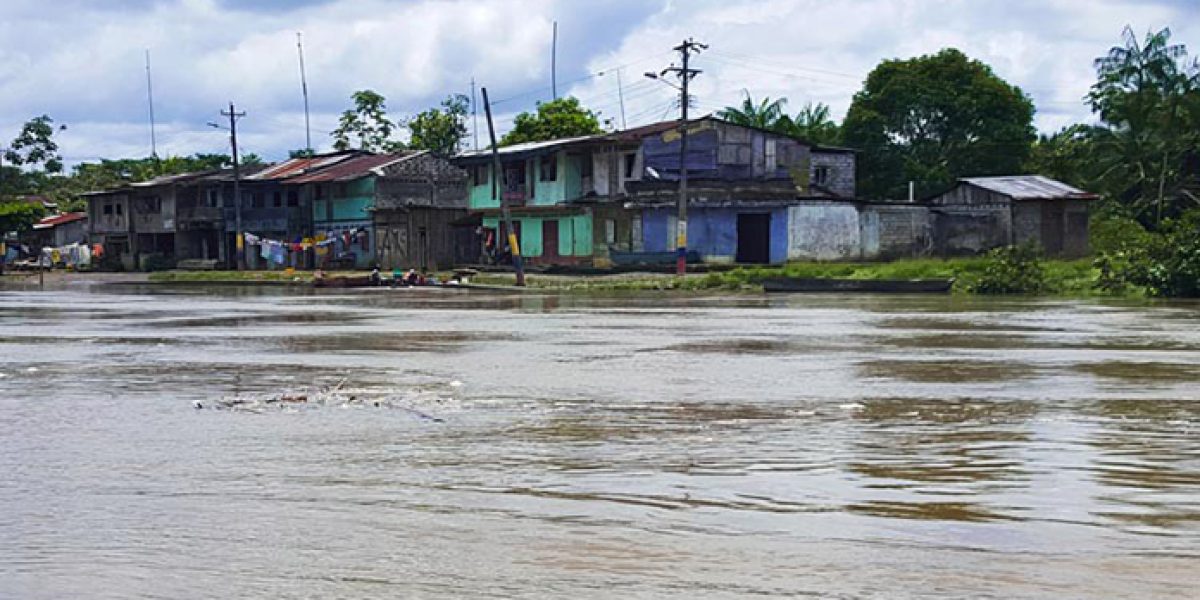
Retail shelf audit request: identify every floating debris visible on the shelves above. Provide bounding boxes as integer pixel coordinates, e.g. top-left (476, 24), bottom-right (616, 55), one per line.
top-left (25, 367), bottom-right (39, 373)
top-left (196, 378), bottom-right (451, 422)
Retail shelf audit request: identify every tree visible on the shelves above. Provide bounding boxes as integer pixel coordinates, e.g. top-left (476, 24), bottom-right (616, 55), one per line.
top-left (0, 201), bottom-right (45, 235)
top-left (499, 97), bottom-right (603, 146)
top-left (842, 48), bottom-right (1036, 200)
top-left (4, 115), bottom-right (66, 175)
top-left (718, 92), bottom-right (788, 130)
top-left (331, 90), bottom-right (404, 152)
top-left (1086, 26), bottom-right (1200, 225)
top-left (785, 101), bottom-right (841, 145)
top-left (407, 94), bottom-right (469, 156)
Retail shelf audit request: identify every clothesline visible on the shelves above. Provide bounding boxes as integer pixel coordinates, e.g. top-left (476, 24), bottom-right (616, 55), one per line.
top-left (243, 229), bottom-right (368, 265)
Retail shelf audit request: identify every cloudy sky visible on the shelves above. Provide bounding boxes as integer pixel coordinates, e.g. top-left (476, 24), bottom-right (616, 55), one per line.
top-left (1, 0), bottom-right (1196, 166)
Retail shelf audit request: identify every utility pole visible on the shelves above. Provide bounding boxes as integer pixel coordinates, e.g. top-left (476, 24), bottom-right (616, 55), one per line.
top-left (481, 87), bottom-right (525, 287)
top-left (221, 103), bottom-right (246, 270)
top-left (654, 38), bottom-right (706, 275)
top-left (296, 32), bottom-right (312, 152)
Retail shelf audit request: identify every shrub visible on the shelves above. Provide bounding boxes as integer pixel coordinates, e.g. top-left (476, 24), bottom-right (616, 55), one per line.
top-left (969, 244), bottom-right (1047, 295)
top-left (1094, 210), bottom-right (1200, 297)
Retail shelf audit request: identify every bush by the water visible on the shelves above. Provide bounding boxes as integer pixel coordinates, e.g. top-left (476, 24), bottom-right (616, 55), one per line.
top-left (969, 245), bottom-right (1047, 295)
top-left (1093, 211), bottom-right (1200, 298)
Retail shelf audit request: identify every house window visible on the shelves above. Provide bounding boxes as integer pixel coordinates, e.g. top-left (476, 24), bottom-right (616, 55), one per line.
top-left (287, 190), bottom-right (299, 207)
top-left (605, 219), bottom-right (616, 245)
top-left (470, 165), bottom-right (488, 187)
top-left (273, 191), bottom-right (283, 208)
top-left (115, 203), bottom-right (123, 216)
top-left (103, 203), bottom-right (113, 215)
top-left (206, 188), bottom-right (220, 208)
top-left (623, 153), bottom-right (637, 178)
top-left (814, 166), bottom-right (830, 186)
top-left (765, 139), bottom-right (777, 171)
top-left (539, 155), bottom-right (557, 182)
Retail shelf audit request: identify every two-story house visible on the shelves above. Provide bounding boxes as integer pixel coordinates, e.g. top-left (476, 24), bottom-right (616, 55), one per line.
top-left (452, 116), bottom-right (857, 266)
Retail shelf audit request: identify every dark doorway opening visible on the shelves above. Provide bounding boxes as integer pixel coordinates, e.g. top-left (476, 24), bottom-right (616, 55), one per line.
top-left (542, 219), bottom-right (560, 261)
top-left (736, 213), bottom-right (771, 263)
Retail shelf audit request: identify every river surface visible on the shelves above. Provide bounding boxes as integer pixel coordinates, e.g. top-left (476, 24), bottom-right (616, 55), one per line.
top-left (1, 283), bottom-right (1198, 599)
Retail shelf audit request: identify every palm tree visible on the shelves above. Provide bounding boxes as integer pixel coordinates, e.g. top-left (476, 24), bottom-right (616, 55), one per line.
top-left (786, 101), bottom-right (840, 145)
top-left (718, 91), bottom-right (788, 130)
top-left (1088, 26), bottom-right (1200, 224)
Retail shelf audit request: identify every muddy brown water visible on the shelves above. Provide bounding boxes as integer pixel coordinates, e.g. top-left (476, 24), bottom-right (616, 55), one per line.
top-left (1, 284), bottom-right (1198, 598)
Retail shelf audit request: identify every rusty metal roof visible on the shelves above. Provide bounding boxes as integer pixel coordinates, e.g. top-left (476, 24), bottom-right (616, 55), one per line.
top-left (283, 153), bottom-right (410, 184)
top-left (246, 152), bottom-right (363, 181)
top-left (33, 212), bottom-right (87, 229)
top-left (962, 175), bottom-right (1098, 200)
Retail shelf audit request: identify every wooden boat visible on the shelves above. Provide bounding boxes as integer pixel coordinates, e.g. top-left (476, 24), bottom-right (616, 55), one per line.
top-left (313, 275), bottom-right (377, 288)
top-left (762, 277), bottom-right (955, 294)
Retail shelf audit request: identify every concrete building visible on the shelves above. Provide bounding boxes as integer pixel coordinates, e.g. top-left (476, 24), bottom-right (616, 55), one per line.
top-left (928, 175), bottom-right (1098, 257)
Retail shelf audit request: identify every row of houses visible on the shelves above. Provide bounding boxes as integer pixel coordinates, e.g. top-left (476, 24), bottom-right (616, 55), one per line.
top-left (78, 116), bottom-right (1096, 271)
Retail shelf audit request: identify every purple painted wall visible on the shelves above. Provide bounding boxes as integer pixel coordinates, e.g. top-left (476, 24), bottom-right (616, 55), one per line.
top-left (640, 207), bottom-right (788, 264)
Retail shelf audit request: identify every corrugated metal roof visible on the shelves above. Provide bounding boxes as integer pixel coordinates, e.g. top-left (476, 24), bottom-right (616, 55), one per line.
top-left (455, 135), bottom-right (601, 160)
top-left (962, 175), bottom-right (1098, 200)
top-left (246, 152), bottom-right (361, 181)
top-left (33, 212), bottom-right (87, 229)
top-left (284, 153), bottom-right (409, 184)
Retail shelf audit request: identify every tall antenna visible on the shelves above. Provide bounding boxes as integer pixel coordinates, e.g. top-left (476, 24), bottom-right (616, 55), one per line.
top-left (551, 21), bottom-right (558, 100)
top-left (145, 49), bottom-right (158, 158)
top-left (471, 77), bottom-right (479, 151)
top-left (616, 68), bottom-right (627, 130)
top-left (297, 32), bottom-right (312, 152)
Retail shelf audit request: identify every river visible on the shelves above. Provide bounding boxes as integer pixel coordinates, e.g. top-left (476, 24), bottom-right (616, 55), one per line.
top-left (1, 283), bottom-right (1198, 598)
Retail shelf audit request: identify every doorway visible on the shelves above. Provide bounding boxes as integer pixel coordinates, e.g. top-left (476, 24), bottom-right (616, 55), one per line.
top-left (542, 219), bottom-right (560, 261)
top-left (736, 213), bottom-right (771, 264)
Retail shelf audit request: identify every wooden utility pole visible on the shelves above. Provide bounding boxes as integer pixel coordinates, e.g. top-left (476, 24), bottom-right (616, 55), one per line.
top-left (221, 103), bottom-right (246, 270)
top-left (659, 38), bottom-right (706, 275)
top-left (481, 87), bottom-right (525, 287)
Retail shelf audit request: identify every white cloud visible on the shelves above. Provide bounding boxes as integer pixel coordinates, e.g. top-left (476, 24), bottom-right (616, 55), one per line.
top-left (0, 0), bottom-right (1196, 167)
top-left (568, 0), bottom-right (1199, 135)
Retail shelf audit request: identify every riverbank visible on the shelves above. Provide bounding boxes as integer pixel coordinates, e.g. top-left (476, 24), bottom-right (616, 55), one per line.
top-left (7, 257), bottom-right (1134, 297)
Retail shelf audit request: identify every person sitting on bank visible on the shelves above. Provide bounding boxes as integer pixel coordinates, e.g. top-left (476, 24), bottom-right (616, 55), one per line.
top-left (368, 265), bottom-right (382, 285)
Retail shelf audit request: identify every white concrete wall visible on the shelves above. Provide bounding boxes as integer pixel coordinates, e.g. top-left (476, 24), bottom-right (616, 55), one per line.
top-left (787, 203), bottom-right (861, 261)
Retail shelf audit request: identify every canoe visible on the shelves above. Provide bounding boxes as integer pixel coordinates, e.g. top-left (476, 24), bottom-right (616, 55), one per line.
top-left (313, 275), bottom-right (377, 288)
top-left (762, 277), bottom-right (955, 294)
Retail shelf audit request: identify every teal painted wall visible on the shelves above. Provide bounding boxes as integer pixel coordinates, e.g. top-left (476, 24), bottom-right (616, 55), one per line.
top-left (531, 153), bottom-right (568, 206)
top-left (563, 155), bottom-right (583, 202)
top-left (469, 166), bottom-right (497, 209)
top-left (313, 178), bottom-right (375, 223)
top-left (481, 215), bottom-right (544, 257)
top-left (571, 214), bottom-right (592, 255)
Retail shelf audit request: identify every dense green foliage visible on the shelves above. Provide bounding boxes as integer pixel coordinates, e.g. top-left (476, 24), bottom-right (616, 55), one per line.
top-left (331, 90), bottom-right (405, 152)
top-left (407, 94), bottom-right (470, 156)
top-left (1028, 27), bottom-right (1199, 228)
top-left (717, 92), bottom-right (841, 144)
top-left (0, 201), bottom-right (46, 235)
top-left (500, 97), bottom-right (603, 146)
top-left (1094, 210), bottom-right (1200, 297)
top-left (968, 245), bottom-right (1048, 295)
top-left (843, 48), bottom-right (1036, 200)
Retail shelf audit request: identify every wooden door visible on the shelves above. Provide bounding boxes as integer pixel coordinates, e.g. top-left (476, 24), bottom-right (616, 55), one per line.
top-left (542, 219), bottom-right (560, 261)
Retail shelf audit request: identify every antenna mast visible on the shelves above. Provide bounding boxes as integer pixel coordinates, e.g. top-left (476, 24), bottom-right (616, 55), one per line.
top-left (145, 49), bottom-right (158, 158)
top-left (297, 32), bottom-right (312, 152)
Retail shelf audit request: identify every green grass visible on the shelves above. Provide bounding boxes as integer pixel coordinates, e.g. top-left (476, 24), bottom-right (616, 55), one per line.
top-left (148, 270), bottom-right (315, 284)
top-left (150, 258), bottom-right (1136, 298)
